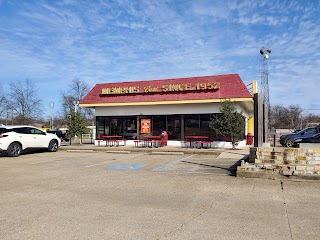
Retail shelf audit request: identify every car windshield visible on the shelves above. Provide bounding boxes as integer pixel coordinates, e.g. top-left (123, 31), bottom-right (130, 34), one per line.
top-left (296, 129), bottom-right (307, 134)
top-left (0, 127), bottom-right (7, 134)
top-left (296, 127), bottom-right (316, 134)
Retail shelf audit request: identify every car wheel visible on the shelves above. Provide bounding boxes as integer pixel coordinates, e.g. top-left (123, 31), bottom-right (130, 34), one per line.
top-left (285, 139), bottom-right (294, 148)
top-left (7, 143), bottom-right (22, 157)
top-left (48, 140), bottom-right (59, 152)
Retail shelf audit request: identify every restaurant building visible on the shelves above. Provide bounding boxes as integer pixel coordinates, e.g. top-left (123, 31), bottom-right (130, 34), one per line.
top-left (80, 74), bottom-right (255, 147)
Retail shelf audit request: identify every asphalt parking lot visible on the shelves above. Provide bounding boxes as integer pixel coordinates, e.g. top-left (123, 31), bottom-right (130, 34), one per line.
top-left (1, 151), bottom-right (320, 240)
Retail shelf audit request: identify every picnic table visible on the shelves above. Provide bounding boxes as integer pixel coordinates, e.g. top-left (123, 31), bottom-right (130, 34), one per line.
top-left (141, 136), bottom-right (162, 148)
top-left (103, 135), bottom-right (126, 147)
top-left (184, 136), bottom-right (211, 148)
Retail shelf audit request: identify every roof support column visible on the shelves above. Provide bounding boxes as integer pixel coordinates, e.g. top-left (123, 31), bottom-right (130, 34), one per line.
top-left (181, 115), bottom-right (185, 140)
top-left (137, 115), bottom-right (140, 140)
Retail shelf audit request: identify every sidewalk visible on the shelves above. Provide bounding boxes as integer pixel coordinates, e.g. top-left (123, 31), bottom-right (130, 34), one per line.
top-left (60, 142), bottom-right (251, 160)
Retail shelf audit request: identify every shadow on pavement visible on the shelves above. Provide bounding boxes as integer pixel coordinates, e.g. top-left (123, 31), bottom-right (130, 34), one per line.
top-left (181, 159), bottom-right (242, 176)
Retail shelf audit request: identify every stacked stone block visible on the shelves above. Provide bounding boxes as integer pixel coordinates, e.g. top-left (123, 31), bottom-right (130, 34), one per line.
top-left (238, 147), bottom-right (320, 178)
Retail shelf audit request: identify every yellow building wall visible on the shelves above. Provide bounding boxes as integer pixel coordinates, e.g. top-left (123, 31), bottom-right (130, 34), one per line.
top-left (248, 117), bottom-right (254, 135)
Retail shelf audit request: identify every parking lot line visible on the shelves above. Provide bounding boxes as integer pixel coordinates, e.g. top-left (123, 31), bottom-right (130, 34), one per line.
top-left (30, 159), bottom-right (66, 165)
top-left (84, 153), bottom-right (147, 168)
top-left (153, 155), bottom-right (193, 172)
top-left (85, 161), bottom-right (109, 168)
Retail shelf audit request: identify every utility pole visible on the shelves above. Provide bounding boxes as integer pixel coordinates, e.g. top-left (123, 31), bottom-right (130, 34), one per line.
top-left (6, 110), bottom-right (8, 125)
top-left (50, 102), bottom-right (54, 130)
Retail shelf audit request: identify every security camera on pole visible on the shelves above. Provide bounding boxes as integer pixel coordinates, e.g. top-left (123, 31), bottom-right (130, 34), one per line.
top-left (259, 47), bottom-right (271, 146)
top-left (260, 47), bottom-right (271, 106)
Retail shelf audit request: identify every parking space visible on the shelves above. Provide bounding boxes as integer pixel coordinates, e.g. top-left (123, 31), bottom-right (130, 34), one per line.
top-left (0, 151), bottom-right (239, 176)
top-left (1, 151), bottom-right (320, 240)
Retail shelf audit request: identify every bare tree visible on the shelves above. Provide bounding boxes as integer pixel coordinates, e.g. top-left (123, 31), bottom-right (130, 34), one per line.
top-left (61, 78), bottom-right (94, 120)
top-left (0, 83), bottom-right (7, 119)
top-left (287, 105), bottom-right (304, 130)
top-left (270, 104), bottom-right (314, 130)
top-left (8, 79), bottom-right (43, 124)
top-left (304, 114), bottom-right (320, 126)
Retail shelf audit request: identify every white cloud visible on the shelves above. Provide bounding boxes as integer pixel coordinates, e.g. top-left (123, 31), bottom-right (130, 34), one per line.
top-left (113, 21), bottom-right (146, 30)
top-left (0, 0), bottom-right (319, 115)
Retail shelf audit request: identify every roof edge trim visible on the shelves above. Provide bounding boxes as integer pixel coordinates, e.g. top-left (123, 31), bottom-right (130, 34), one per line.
top-left (80, 98), bottom-right (253, 108)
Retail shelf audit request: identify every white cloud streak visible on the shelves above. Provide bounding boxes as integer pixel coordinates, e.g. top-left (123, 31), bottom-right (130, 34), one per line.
top-left (0, 0), bottom-right (319, 115)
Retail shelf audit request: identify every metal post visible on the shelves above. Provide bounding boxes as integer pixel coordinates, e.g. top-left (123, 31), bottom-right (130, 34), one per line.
top-left (137, 115), bottom-right (140, 140)
top-left (263, 103), bottom-right (269, 144)
top-left (181, 115), bottom-right (185, 140)
top-left (254, 93), bottom-right (264, 147)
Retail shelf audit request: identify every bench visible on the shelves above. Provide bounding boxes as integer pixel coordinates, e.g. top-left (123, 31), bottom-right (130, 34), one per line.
top-left (97, 140), bottom-right (105, 146)
top-left (115, 139), bottom-right (127, 147)
top-left (201, 141), bottom-right (212, 149)
top-left (134, 140), bottom-right (143, 148)
top-left (181, 141), bottom-right (191, 148)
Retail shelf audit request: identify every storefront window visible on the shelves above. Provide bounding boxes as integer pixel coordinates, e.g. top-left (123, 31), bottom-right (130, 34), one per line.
top-left (152, 115), bottom-right (166, 136)
top-left (200, 114), bottom-right (216, 137)
top-left (184, 114), bottom-right (217, 138)
top-left (123, 116), bottom-right (137, 139)
top-left (96, 117), bottom-right (110, 139)
top-left (96, 114), bottom-right (227, 140)
top-left (184, 114), bottom-right (200, 136)
top-left (167, 115), bottom-right (181, 140)
top-left (96, 116), bottom-right (136, 139)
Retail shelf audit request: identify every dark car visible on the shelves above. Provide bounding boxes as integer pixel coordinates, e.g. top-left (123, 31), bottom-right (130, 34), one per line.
top-left (280, 126), bottom-right (320, 147)
top-left (122, 129), bottom-right (137, 140)
top-left (293, 133), bottom-right (320, 147)
top-left (47, 130), bottom-right (69, 142)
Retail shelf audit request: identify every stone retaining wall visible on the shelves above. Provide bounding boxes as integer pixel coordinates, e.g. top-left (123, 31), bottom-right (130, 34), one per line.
top-left (237, 147), bottom-right (320, 179)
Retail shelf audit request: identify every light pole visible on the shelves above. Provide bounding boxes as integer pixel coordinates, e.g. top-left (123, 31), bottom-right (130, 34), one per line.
top-left (260, 47), bottom-right (271, 145)
top-left (260, 47), bottom-right (271, 106)
top-left (72, 100), bottom-right (80, 141)
top-left (73, 100), bottom-right (79, 113)
top-left (50, 102), bottom-right (54, 130)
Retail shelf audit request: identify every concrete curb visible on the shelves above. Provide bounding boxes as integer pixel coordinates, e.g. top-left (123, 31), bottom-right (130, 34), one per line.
top-left (149, 151), bottom-right (184, 155)
top-left (60, 145), bottom-right (225, 156)
top-left (66, 150), bottom-right (94, 153)
top-left (237, 171), bottom-right (320, 181)
top-left (106, 151), bottom-right (131, 154)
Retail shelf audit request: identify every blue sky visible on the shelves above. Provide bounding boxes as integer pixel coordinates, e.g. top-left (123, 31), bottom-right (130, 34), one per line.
top-left (0, 0), bottom-right (319, 118)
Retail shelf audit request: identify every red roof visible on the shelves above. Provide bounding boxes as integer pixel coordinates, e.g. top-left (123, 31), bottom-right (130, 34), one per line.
top-left (80, 74), bottom-right (252, 105)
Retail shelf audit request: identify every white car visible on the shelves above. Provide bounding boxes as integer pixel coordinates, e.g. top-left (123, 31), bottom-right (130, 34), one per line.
top-left (0, 125), bottom-right (61, 157)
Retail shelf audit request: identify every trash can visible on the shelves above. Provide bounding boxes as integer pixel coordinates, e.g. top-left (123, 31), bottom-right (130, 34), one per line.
top-left (246, 132), bottom-right (254, 145)
top-left (160, 131), bottom-right (168, 146)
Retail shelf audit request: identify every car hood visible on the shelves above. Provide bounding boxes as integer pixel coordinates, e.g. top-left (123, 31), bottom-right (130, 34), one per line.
top-left (282, 133), bottom-right (299, 138)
